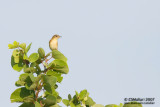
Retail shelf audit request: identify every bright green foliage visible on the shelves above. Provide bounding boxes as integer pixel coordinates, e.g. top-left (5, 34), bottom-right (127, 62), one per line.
top-left (25, 43), bottom-right (32, 53)
top-left (35, 101), bottom-right (41, 107)
top-left (50, 104), bottom-right (61, 107)
top-left (11, 55), bottom-right (23, 72)
top-left (43, 95), bottom-right (57, 106)
top-left (79, 89), bottom-right (87, 100)
top-left (19, 101), bottom-right (41, 107)
top-left (52, 50), bottom-right (67, 62)
top-left (62, 99), bottom-right (70, 106)
top-left (62, 89), bottom-right (95, 107)
top-left (48, 59), bottom-right (69, 74)
top-left (85, 97), bottom-right (95, 106)
top-left (10, 87), bottom-right (34, 103)
top-left (8, 41), bottom-right (20, 49)
top-left (43, 75), bottom-right (57, 94)
top-left (119, 103), bottom-right (123, 107)
top-left (29, 53), bottom-right (39, 63)
top-left (38, 48), bottom-right (45, 58)
top-left (9, 41), bottom-right (143, 107)
top-left (15, 73), bottom-right (33, 88)
top-left (9, 41), bottom-right (69, 107)
top-left (12, 49), bottom-right (20, 63)
top-left (46, 70), bottom-right (63, 83)
top-left (68, 94), bottom-right (72, 101)
top-left (20, 43), bottom-right (26, 50)
top-left (105, 104), bottom-right (117, 107)
top-left (19, 102), bottom-right (35, 107)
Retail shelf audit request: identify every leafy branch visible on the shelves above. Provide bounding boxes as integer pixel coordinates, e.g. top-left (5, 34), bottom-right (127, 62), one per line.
top-left (9, 41), bottom-right (143, 107)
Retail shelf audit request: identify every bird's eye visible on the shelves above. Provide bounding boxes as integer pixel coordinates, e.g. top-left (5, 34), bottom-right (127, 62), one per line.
top-left (56, 35), bottom-right (57, 37)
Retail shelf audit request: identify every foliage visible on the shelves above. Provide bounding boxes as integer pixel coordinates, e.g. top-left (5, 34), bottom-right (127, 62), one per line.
top-left (62, 90), bottom-right (95, 107)
top-left (9, 41), bottom-right (143, 107)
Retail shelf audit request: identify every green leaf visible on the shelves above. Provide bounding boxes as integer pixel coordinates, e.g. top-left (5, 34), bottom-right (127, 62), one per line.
top-left (35, 101), bottom-right (41, 107)
top-left (12, 64), bottom-right (23, 72)
top-left (12, 49), bottom-right (20, 57)
top-left (23, 96), bottom-right (35, 103)
top-left (70, 102), bottom-right (81, 107)
top-left (25, 43), bottom-right (32, 53)
top-left (30, 62), bottom-right (36, 67)
top-left (45, 87), bottom-right (59, 97)
top-left (28, 73), bottom-right (35, 82)
top-left (13, 41), bottom-right (20, 47)
top-left (20, 43), bottom-right (26, 50)
top-left (43, 95), bottom-right (57, 106)
top-left (10, 87), bottom-right (34, 103)
top-left (29, 74), bottom-right (43, 90)
top-left (19, 102), bottom-right (35, 107)
top-left (16, 73), bottom-right (34, 89)
top-left (38, 48), bottom-right (45, 58)
top-left (28, 83), bottom-right (37, 90)
top-left (49, 59), bottom-right (69, 74)
top-left (123, 102), bottom-right (142, 107)
top-left (19, 73), bottom-right (30, 81)
top-left (105, 104), bottom-right (118, 107)
top-left (71, 95), bottom-right (80, 106)
top-left (75, 104), bottom-right (81, 107)
top-left (24, 67), bottom-right (37, 73)
top-left (14, 57), bottom-right (20, 63)
top-left (19, 102), bottom-right (41, 107)
top-left (28, 53), bottom-right (39, 63)
top-left (46, 70), bottom-right (63, 83)
top-left (43, 75), bottom-right (57, 94)
top-left (15, 73), bottom-right (36, 90)
top-left (52, 50), bottom-right (67, 62)
top-left (68, 94), bottom-right (72, 101)
top-left (118, 103), bottom-right (123, 107)
top-left (70, 102), bottom-right (76, 107)
top-left (75, 91), bottom-right (79, 97)
top-left (79, 89), bottom-right (87, 100)
top-left (85, 97), bottom-right (95, 106)
top-left (15, 80), bottom-right (25, 86)
top-left (57, 96), bottom-right (62, 103)
top-left (8, 44), bottom-right (14, 49)
top-left (62, 99), bottom-right (70, 106)
top-left (35, 74), bottom-right (43, 83)
top-left (23, 54), bottom-right (28, 60)
top-left (12, 49), bottom-right (20, 63)
top-left (11, 56), bottom-right (24, 72)
top-left (8, 41), bottom-right (20, 49)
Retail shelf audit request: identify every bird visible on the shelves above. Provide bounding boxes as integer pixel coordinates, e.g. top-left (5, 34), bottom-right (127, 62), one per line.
top-left (49, 34), bottom-right (61, 50)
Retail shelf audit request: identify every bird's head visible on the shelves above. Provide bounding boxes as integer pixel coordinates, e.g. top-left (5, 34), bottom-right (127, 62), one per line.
top-left (51, 34), bottom-right (61, 40)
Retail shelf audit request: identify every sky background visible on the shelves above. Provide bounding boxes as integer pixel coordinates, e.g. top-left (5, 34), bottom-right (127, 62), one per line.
top-left (0, 0), bottom-right (160, 107)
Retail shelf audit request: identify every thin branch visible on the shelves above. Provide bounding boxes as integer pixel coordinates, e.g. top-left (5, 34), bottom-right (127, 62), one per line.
top-left (35, 80), bottom-right (43, 101)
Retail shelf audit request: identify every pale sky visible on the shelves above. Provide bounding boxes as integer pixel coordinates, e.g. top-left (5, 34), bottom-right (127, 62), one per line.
top-left (0, 0), bottom-right (160, 107)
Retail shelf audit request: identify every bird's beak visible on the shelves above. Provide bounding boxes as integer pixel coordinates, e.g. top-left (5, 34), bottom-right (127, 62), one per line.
top-left (59, 36), bottom-right (62, 38)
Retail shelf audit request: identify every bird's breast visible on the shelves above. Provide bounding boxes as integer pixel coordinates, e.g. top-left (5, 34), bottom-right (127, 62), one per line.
top-left (50, 39), bottom-right (58, 50)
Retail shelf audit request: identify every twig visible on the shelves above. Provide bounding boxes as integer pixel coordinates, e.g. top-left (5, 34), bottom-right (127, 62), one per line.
top-left (35, 80), bottom-right (43, 101)
top-left (40, 101), bottom-right (44, 107)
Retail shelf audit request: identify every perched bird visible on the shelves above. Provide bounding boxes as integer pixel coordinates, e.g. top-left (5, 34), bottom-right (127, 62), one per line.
top-left (49, 34), bottom-right (61, 50)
